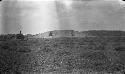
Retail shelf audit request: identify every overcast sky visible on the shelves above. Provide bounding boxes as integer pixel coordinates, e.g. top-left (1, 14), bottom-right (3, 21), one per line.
top-left (1, 0), bottom-right (125, 34)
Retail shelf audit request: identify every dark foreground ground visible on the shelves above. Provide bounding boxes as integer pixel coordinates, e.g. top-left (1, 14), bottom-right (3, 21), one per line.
top-left (0, 37), bottom-right (125, 74)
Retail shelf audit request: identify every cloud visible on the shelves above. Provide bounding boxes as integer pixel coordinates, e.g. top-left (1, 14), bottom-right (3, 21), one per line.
top-left (1, 1), bottom-right (60, 34)
top-left (56, 0), bottom-right (125, 31)
top-left (1, 0), bottom-right (125, 34)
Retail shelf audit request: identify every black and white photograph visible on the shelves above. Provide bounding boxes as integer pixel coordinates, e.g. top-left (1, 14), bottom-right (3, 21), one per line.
top-left (1, 0), bottom-right (125, 74)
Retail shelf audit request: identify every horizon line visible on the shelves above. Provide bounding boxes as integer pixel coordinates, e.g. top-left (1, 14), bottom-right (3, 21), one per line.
top-left (1, 29), bottom-right (125, 35)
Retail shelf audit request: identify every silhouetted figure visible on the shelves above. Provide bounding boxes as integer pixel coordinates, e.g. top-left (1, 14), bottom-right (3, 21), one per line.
top-left (20, 31), bottom-right (21, 34)
top-left (16, 31), bottom-right (24, 40)
top-left (49, 31), bottom-right (53, 36)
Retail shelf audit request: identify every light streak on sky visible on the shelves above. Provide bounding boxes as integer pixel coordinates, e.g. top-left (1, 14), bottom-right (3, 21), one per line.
top-left (0, 0), bottom-right (125, 34)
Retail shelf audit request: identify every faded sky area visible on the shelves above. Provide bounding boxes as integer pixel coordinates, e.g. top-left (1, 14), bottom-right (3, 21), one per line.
top-left (0, 2), bottom-right (2, 34)
top-left (1, 0), bottom-right (125, 34)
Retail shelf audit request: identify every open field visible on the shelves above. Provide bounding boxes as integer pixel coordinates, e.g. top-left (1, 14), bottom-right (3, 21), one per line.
top-left (0, 37), bottom-right (125, 74)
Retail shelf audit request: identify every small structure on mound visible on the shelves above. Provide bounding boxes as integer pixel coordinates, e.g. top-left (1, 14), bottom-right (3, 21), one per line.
top-left (16, 31), bottom-right (24, 40)
top-left (49, 31), bottom-right (53, 38)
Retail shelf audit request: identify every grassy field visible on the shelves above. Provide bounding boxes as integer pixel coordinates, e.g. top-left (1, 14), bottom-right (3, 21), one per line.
top-left (0, 37), bottom-right (125, 74)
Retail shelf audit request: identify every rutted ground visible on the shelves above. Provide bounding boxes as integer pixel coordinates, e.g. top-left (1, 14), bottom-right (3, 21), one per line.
top-left (0, 37), bottom-right (125, 74)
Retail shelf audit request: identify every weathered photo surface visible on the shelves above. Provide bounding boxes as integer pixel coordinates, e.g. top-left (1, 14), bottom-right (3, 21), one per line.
top-left (0, 0), bottom-right (125, 74)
